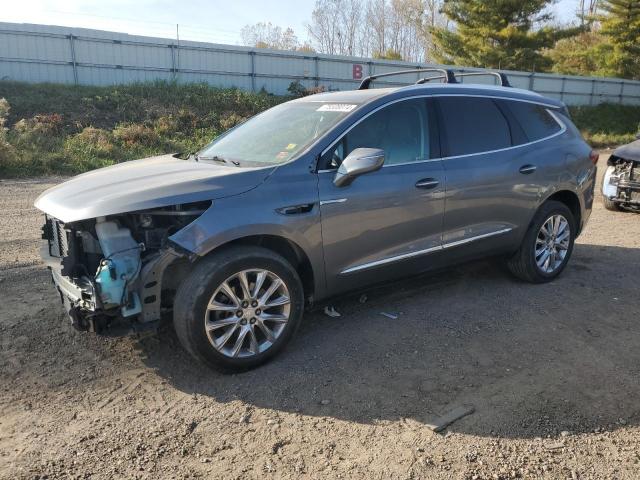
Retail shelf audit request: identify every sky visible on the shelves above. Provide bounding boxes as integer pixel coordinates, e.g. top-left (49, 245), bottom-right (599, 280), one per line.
top-left (1, 0), bottom-right (582, 46)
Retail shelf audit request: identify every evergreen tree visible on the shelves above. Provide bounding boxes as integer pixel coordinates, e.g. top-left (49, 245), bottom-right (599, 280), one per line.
top-left (548, 31), bottom-right (608, 76)
top-left (598, 0), bottom-right (640, 79)
top-left (431, 0), bottom-right (570, 71)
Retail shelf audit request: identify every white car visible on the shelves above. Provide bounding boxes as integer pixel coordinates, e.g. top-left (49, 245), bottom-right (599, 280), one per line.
top-left (602, 136), bottom-right (640, 212)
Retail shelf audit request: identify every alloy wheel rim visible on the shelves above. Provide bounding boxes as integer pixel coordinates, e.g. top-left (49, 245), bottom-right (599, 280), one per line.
top-left (204, 269), bottom-right (291, 358)
top-left (535, 214), bottom-right (571, 274)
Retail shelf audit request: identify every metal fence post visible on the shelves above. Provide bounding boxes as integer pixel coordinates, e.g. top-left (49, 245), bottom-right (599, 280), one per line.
top-left (170, 44), bottom-right (176, 81)
top-left (619, 81), bottom-right (625, 104)
top-left (249, 51), bottom-right (256, 92)
top-left (314, 56), bottom-right (319, 88)
top-left (529, 72), bottom-right (535, 91)
top-left (589, 79), bottom-right (596, 106)
top-left (560, 76), bottom-right (566, 102)
top-left (68, 34), bottom-right (78, 85)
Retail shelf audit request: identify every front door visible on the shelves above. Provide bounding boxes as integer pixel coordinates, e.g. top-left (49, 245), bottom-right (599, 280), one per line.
top-left (317, 98), bottom-right (446, 295)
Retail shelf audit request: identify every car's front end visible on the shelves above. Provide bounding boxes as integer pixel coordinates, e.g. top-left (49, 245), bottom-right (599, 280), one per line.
top-left (35, 153), bottom-right (275, 336)
top-left (602, 139), bottom-right (640, 211)
top-left (40, 205), bottom-right (203, 335)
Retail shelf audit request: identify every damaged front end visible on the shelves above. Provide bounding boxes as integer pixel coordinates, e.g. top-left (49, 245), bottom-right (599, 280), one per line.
top-left (603, 156), bottom-right (640, 210)
top-left (602, 139), bottom-right (640, 210)
top-left (41, 202), bottom-right (208, 336)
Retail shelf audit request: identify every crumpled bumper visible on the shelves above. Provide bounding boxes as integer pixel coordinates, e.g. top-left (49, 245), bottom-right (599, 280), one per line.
top-left (603, 165), bottom-right (640, 206)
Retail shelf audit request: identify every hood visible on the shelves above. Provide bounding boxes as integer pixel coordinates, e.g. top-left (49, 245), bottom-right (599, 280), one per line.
top-left (35, 154), bottom-right (275, 223)
top-left (612, 139), bottom-right (640, 162)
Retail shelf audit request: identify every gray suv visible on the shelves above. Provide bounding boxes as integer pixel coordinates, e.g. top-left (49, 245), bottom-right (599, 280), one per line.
top-left (35, 69), bottom-right (597, 371)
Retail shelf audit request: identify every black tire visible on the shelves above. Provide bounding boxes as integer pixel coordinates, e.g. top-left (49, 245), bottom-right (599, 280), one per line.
top-left (507, 200), bottom-right (576, 283)
top-left (602, 196), bottom-right (621, 211)
top-left (173, 245), bottom-right (304, 372)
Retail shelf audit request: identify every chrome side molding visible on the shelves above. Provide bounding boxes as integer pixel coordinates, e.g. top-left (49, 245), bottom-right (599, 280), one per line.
top-left (319, 198), bottom-right (348, 206)
top-left (340, 227), bottom-right (513, 274)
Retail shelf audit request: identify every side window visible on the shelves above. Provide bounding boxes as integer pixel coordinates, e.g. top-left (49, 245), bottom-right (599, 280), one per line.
top-left (502, 101), bottom-right (562, 142)
top-left (437, 97), bottom-right (511, 157)
top-left (322, 99), bottom-right (428, 169)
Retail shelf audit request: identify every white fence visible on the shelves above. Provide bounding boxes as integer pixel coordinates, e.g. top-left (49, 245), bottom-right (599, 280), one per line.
top-left (2, 22), bottom-right (640, 106)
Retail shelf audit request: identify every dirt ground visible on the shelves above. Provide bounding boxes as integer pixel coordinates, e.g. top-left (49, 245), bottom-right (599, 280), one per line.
top-left (1, 154), bottom-right (639, 480)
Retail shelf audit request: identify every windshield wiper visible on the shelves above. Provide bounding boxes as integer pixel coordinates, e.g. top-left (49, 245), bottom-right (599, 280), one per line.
top-left (199, 155), bottom-right (241, 166)
top-left (194, 154), bottom-right (224, 163)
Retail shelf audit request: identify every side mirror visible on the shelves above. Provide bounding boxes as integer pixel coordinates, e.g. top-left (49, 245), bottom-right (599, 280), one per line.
top-left (333, 148), bottom-right (385, 187)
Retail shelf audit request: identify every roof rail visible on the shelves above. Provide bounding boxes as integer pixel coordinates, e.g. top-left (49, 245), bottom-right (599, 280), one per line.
top-left (453, 71), bottom-right (511, 87)
top-left (415, 74), bottom-right (449, 84)
top-left (358, 68), bottom-right (457, 90)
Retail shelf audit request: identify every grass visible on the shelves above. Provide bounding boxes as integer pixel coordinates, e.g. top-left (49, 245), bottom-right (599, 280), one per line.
top-left (0, 80), bottom-right (638, 177)
top-left (568, 103), bottom-right (640, 148)
top-left (0, 81), bottom-right (286, 177)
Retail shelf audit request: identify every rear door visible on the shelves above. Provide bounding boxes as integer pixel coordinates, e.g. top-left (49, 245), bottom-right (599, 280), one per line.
top-left (317, 97), bottom-right (446, 295)
top-left (436, 96), bottom-right (565, 259)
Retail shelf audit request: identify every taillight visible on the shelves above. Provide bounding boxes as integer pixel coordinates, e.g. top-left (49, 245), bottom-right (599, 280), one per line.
top-left (589, 150), bottom-right (599, 165)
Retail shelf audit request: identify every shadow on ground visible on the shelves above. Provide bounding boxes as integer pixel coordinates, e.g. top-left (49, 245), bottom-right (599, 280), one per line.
top-left (136, 242), bottom-right (640, 439)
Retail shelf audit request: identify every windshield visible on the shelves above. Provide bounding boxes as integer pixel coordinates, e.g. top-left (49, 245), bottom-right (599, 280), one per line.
top-left (198, 101), bottom-right (359, 165)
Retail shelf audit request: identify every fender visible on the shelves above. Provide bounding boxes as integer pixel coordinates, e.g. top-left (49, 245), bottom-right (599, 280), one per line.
top-left (168, 165), bottom-right (327, 300)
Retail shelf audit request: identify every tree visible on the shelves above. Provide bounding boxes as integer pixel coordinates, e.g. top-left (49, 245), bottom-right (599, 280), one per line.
top-left (373, 48), bottom-right (404, 59)
top-left (597, 0), bottom-right (640, 79)
top-left (307, 0), bottom-right (363, 56)
top-left (430, 0), bottom-right (570, 71)
top-left (240, 22), bottom-right (299, 51)
top-left (306, 0), bottom-right (445, 62)
top-left (578, 0), bottom-right (600, 25)
top-left (548, 31), bottom-right (609, 76)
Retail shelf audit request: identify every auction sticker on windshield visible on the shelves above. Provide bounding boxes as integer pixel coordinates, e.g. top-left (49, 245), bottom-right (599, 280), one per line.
top-left (316, 104), bottom-right (357, 112)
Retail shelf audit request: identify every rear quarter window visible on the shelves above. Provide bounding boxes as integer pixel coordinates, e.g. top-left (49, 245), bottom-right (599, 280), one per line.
top-left (437, 97), bottom-right (511, 157)
top-left (501, 100), bottom-right (562, 142)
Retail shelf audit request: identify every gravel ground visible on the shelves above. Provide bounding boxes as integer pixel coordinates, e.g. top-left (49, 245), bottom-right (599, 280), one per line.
top-left (1, 154), bottom-right (639, 479)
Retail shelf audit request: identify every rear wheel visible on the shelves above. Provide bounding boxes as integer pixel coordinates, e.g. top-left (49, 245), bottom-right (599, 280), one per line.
top-left (507, 201), bottom-right (576, 283)
top-left (173, 246), bottom-right (304, 372)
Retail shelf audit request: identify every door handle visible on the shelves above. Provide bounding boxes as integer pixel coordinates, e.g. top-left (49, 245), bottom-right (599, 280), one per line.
top-left (519, 164), bottom-right (537, 174)
top-left (415, 178), bottom-right (439, 189)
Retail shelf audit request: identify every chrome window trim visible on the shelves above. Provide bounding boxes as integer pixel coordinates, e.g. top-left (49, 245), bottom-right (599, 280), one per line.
top-left (340, 227), bottom-right (513, 274)
top-left (318, 94), bottom-right (566, 173)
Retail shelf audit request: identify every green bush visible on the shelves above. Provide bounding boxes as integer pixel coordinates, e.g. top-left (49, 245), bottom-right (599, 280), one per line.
top-left (0, 98), bottom-right (18, 172)
top-left (0, 80), bottom-right (291, 177)
top-left (219, 112), bottom-right (248, 131)
top-left (580, 132), bottom-right (637, 149)
top-left (287, 80), bottom-right (327, 98)
top-left (12, 113), bottom-right (65, 151)
top-left (63, 127), bottom-right (120, 171)
top-left (569, 103), bottom-right (640, 147)
top-left (113, 123), bottom-right (161, 148)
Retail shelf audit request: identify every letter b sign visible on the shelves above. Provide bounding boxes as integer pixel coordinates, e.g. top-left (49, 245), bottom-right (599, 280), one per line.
top-left (352, 64), bottom-right (363, 80)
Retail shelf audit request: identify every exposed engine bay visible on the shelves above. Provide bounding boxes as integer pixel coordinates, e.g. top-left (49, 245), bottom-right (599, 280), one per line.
top-left (603, 156), bottom-right (640, 210)
top-left (41, 201), bottom-right (210, 335)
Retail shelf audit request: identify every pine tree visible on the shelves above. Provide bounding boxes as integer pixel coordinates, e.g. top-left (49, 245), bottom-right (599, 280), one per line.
top-left (598, 0), bottom-right (640, 79)
top-left (548, 32), bottom-right (608, 76)
top-left (430, 0), bottom-right (569, 71)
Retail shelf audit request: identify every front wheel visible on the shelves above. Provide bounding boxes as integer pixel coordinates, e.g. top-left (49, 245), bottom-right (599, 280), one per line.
top-left (173, 246), bottom-right (304, 372)
top-left (602, 196), bottom-right (621, 211)
top-left (507, 201), bottom-right (576, 283)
